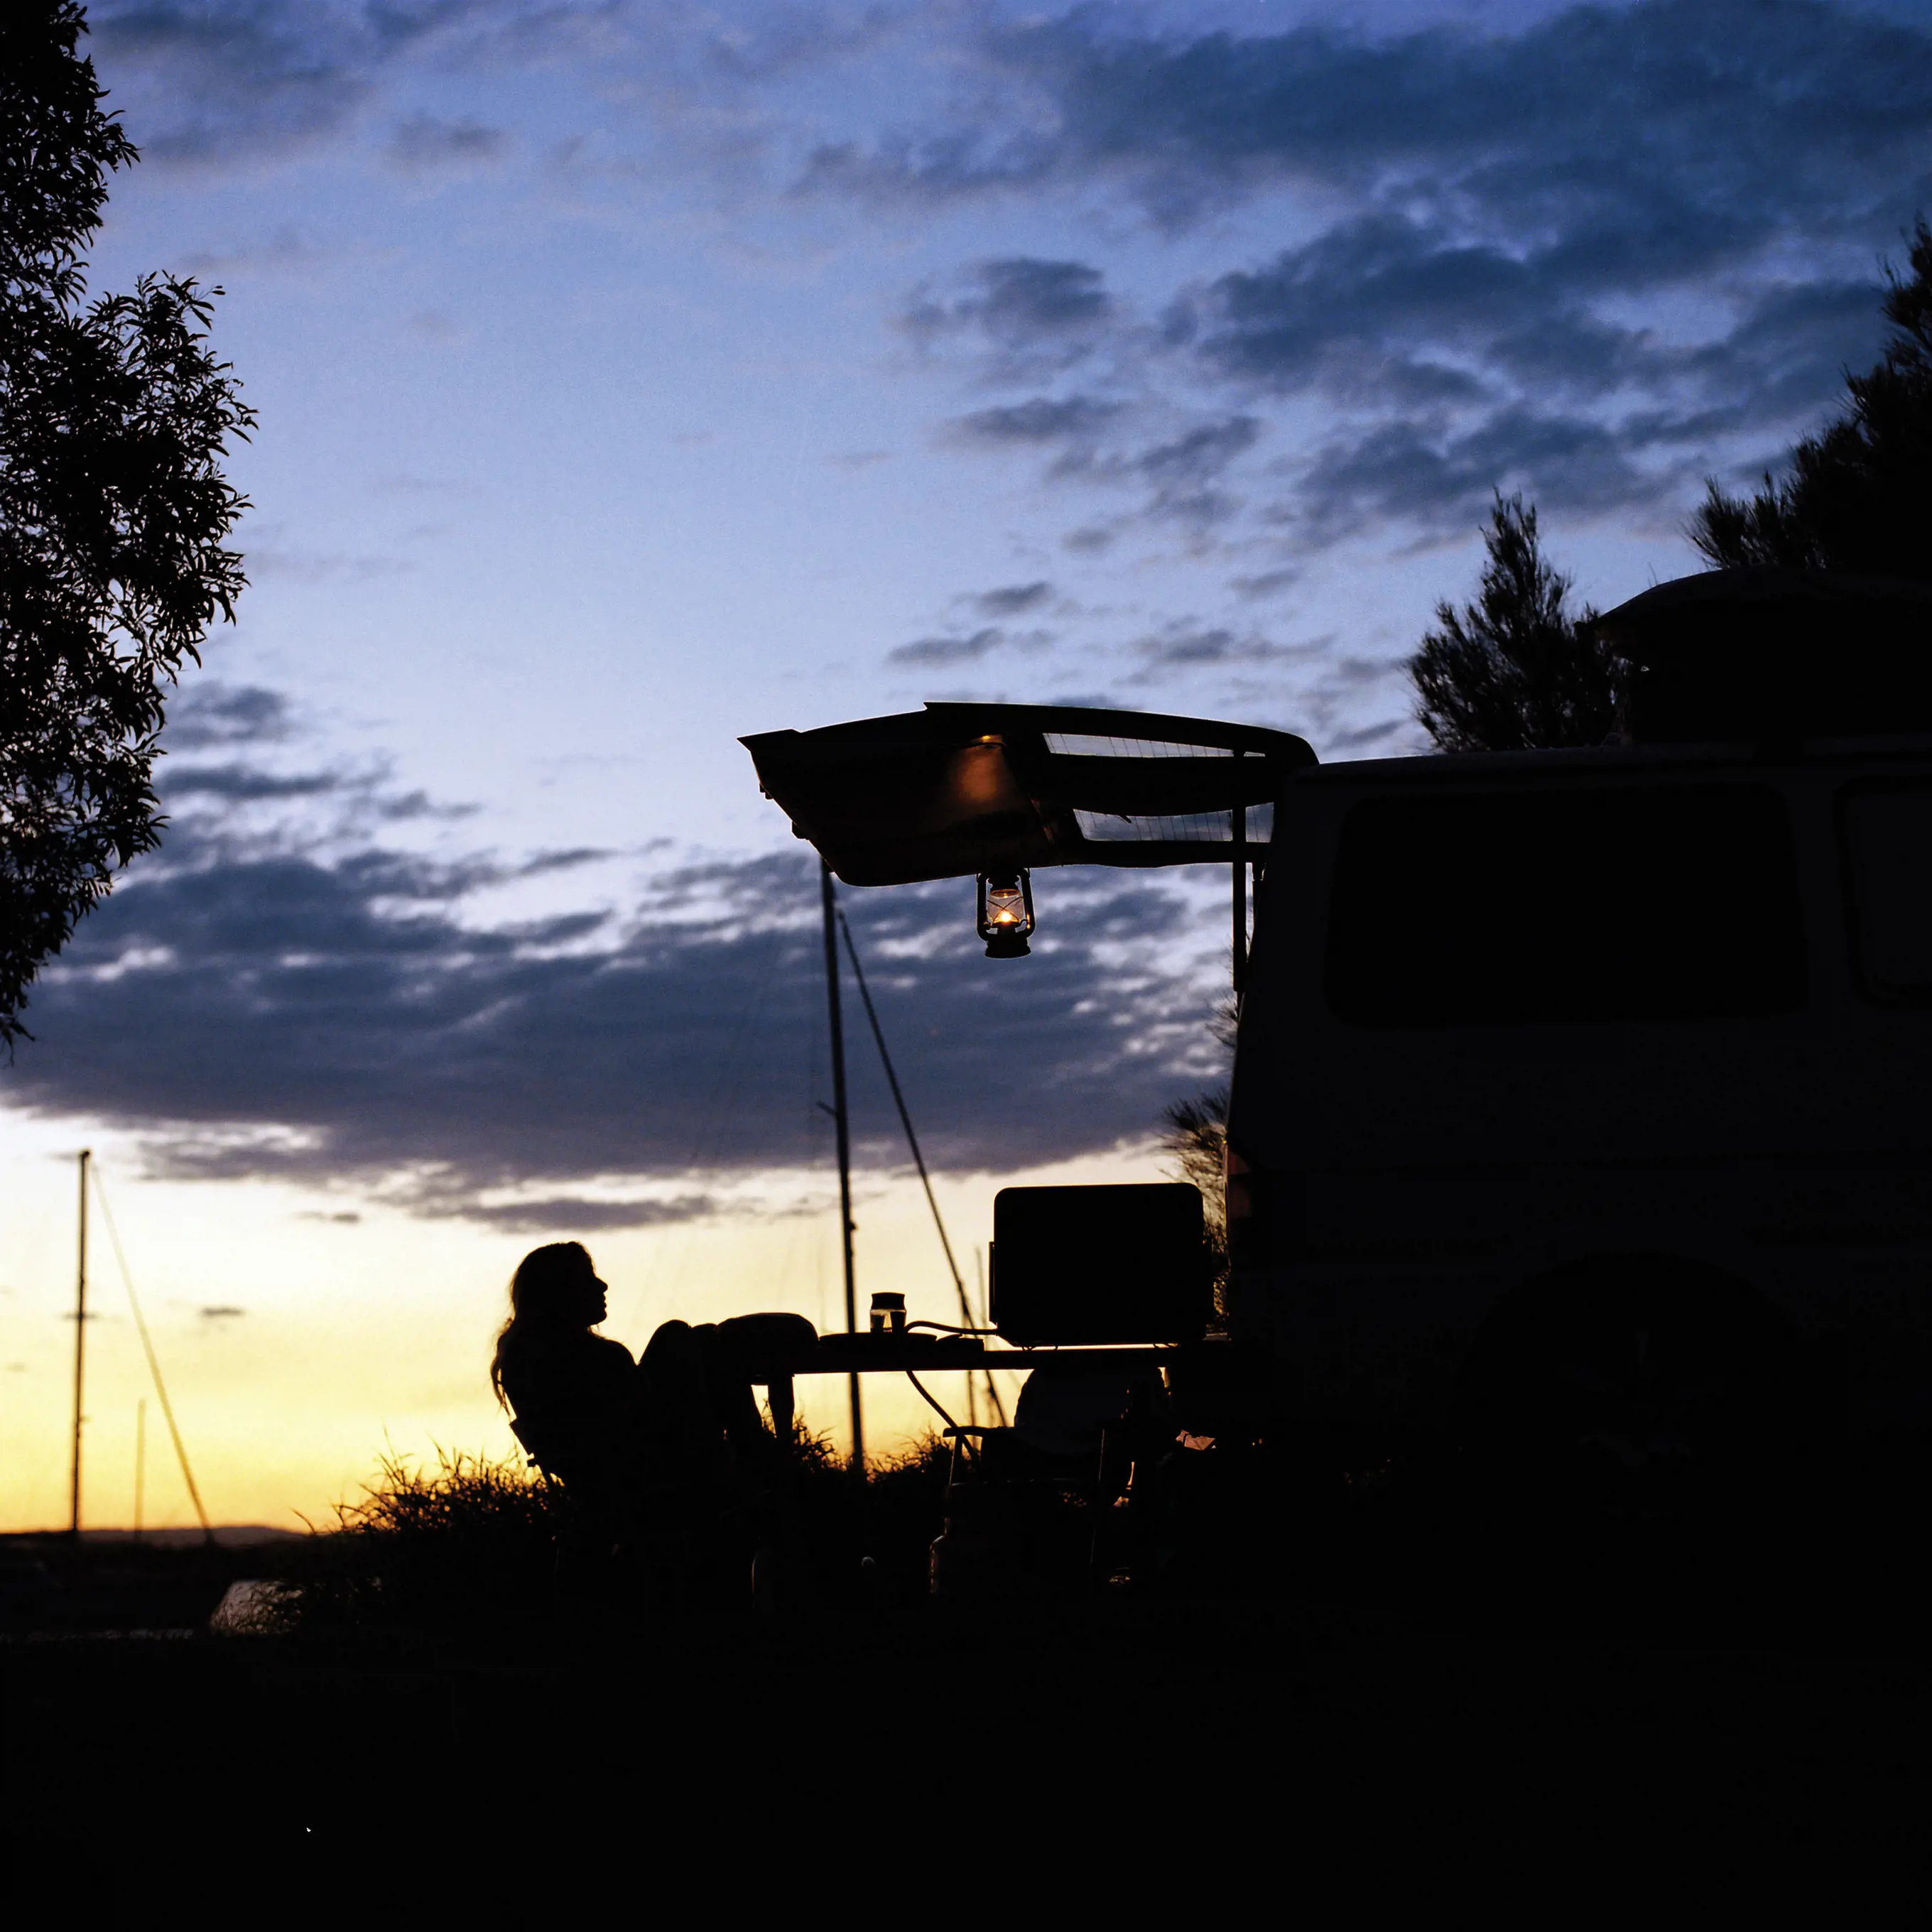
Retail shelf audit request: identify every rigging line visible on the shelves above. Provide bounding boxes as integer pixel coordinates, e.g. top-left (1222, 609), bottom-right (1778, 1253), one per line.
top-left (838, 911), bottom-right (1009, 1427)
top-left (688, 923), bottom-right (791, 1168)
top-left (905, 1369), bottom-right (960, 1433)
top-left (90, 1167), bottom-right (216, 1545)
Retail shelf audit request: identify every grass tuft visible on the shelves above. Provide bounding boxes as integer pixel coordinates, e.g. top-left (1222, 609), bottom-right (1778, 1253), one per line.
top-left (284, 1445), bottom-right (565, 1639)
top-left (271, 1430), bottom-right (954, 1640)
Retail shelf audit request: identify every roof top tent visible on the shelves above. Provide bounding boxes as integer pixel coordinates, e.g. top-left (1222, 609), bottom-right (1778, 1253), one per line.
top-left (1589, 567), bottom-right (1932, 744)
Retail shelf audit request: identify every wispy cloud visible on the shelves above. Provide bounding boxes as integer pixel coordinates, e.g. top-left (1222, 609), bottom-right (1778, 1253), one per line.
top-left (1132, 622), bottom-right (1306, 670)
top-left (91, 0), bottom-right (451, 164)
top-left (386, 113), bottom-right (509, 174)
top-left (963, 581), bottom-right (1053, 618)
top-left (886, 626), bottom-right (1006, 666)
top-left (948, 394), bottom-right (1124, 447)
top-left (904, 256), bottom-right (1116, 375)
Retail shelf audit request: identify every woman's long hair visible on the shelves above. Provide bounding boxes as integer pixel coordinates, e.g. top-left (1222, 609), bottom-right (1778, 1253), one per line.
top-left (490, 1241), bottom-right (593, 1409)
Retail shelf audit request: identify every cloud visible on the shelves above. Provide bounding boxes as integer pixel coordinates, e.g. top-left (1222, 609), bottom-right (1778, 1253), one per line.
top-left (91, 0), bottom-right (443, 164)
top-left (1179, 215), bottom-right (1565, 398)
top-left (161, 683), bottom-right (294, 751)
top-left (1130, 414), bottom-right (1262, 526)
top-left (162, 762), bottom-right (342, 803)
top-left (102, 1), bottom-right (1919, 543)
top-left (947, 394), bottom-right (1262, 529)
top-left (1132, 622), bottom-right (1310, 670)
top-left (0, 805), bottom-right (1227, 1225)
top-left (85, 0), bottom-right (904, 173)
top-left (854, 2), bottom-right (1931, 540)
top-left (1325, 716), bottom-right (1408, 752)
top-left (948, 394), bottom-right (1123, 447)
top-left (87, 1), bottom-right (580, 168)
top-left (858, 0), bottom-right (1932, 236)
top-left (1172, 215), bottom-right (1893, 452)
top-left (152, 693), bottom-right (489, 839)
top-left (1291, 406), bottom-right (1683, 539)
top-left (886, 626), bottom-right (1005, 666)
top-left (516, 847), bottom-right (614, 878)
top-left (1231, 567), bottom-right (1299, 600)
top-left (1269, 646), bottom-right (1414, 756)
top-left (386, 114), bottom-right (509, 173)
top-left (446, 1191), bottom-right (720, 1233)
top-left (964, 581), bottom-right (1053, 617)
top-left (962, 257), bottom-right (1107, 334)
top-left (904, 257), bottom-right (1115, 372)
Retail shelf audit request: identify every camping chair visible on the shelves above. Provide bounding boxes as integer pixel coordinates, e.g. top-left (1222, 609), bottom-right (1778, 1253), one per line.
top-left (930, 1364), bottom-right (1167, 1599)
top-left (506, 1407), bottom-right (662, 1606)
top-left (509, 1314), bottom-right (820, 1611)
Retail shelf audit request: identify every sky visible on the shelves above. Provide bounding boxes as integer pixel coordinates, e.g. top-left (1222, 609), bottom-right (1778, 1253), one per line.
top-left (4, 0), bottom-right (1929, 1530)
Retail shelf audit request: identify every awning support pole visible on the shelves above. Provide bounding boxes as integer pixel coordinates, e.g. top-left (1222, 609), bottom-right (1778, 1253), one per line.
top-left (1232, 757), bottom-right (1248, 997)
top-left (821, 862), bottom-right (864, 1472)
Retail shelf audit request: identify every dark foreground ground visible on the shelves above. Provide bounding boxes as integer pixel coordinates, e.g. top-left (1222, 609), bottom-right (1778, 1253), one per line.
top-left (4, 1502), bottom-right (1929, 1891)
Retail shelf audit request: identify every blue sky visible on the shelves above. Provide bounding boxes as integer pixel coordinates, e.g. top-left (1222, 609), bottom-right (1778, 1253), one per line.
top-left (3, 0), bottom-right (1929, 1516)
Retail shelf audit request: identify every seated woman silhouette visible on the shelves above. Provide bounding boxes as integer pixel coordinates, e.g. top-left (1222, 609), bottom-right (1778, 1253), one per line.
top-left (489, 1241), bottom-right (814, 1571)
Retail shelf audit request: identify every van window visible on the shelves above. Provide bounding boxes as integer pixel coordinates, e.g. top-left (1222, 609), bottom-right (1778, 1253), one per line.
top-left (1326, 784), bottom-right (1805, 1027)
top-left (1841, 783), bottom-right (1932, 1004)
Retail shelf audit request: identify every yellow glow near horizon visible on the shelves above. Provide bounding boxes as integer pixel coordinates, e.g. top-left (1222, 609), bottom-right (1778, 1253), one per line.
top-left (0, 1103), bottom-right (1170, 1534)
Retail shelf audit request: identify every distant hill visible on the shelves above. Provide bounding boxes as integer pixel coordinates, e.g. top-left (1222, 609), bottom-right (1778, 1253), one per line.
top-left (0, 1526), bottom-right (303, 1548)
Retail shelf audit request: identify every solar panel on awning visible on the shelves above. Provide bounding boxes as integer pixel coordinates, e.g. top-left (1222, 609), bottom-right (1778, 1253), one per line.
top-left (742, 702), bottom-right (1315, 885)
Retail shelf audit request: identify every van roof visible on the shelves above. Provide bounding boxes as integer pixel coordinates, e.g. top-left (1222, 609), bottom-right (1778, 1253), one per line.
top-left (1303, 734), bottom-right (1932, 791)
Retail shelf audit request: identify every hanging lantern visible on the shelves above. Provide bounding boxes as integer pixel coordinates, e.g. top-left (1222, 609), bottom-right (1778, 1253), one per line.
top-left (977, 868), bottom-right (1035, 957)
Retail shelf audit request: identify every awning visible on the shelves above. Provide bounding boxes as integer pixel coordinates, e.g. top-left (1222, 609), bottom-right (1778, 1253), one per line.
top-left (742, 702), bottom-right (1315, 886)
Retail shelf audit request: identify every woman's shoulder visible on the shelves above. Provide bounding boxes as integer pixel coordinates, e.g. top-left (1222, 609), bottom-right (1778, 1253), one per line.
top-left (499, 1328), bottom-right (633, 1411)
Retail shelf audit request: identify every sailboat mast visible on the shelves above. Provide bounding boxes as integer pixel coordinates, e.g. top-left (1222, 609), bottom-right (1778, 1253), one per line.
top-left (70, 1149), bottom-right (89, 1539)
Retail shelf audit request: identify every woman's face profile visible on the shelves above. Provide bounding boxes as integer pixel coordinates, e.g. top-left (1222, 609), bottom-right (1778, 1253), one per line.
top-left (572, 1254), bottom-right (609, 1328)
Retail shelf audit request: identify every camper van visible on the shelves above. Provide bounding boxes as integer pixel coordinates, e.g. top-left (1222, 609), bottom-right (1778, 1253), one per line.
top-left (1227, 570), bottom-right (1932, 1477)
top-left (747, 569), bottom-right (1932, 1488)
top-left (1227, 732), bottom-right (1932, 1473)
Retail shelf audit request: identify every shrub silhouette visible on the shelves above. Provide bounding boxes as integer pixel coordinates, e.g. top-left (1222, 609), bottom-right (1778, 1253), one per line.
top-left (288, 1446), bottom-right (564, 1637)
top-left (278, 1426), bottom-right (953, 1638)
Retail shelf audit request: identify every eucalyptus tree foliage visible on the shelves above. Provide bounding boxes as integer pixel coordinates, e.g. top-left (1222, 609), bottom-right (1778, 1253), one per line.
top-left (1161, 1085), bottom-right (1228, 1261)
top-left (1692, 221), bottom-right (1932, 584)
top-left (1408, 493), bottom-right (1619, 754)
top-left (1, 2), bottom-right (254, 1047)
